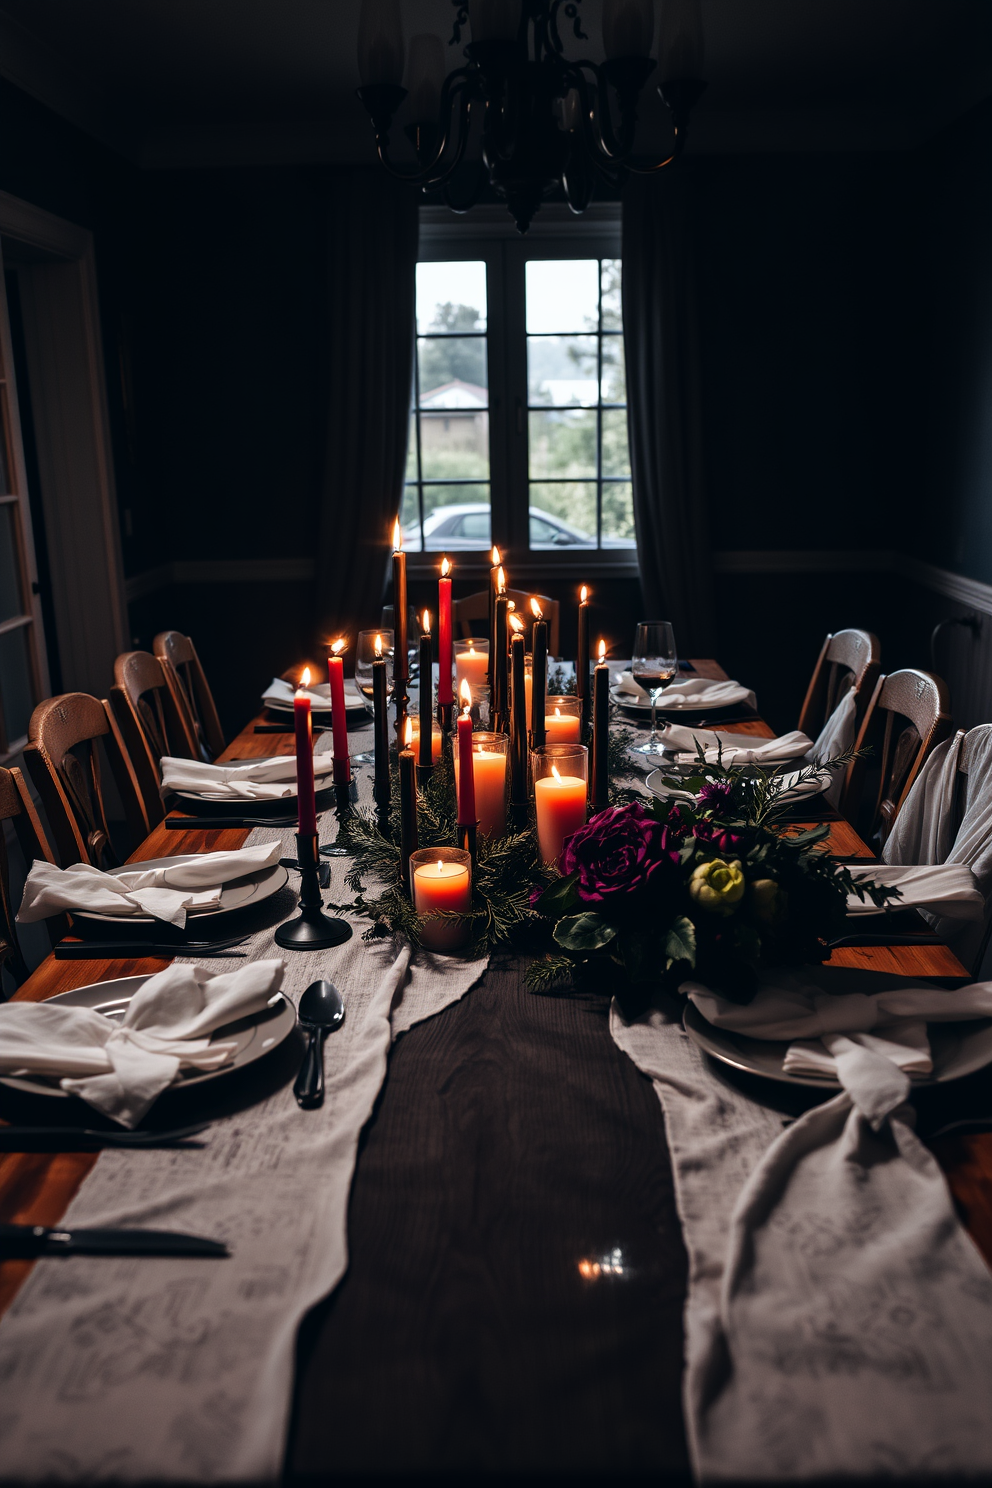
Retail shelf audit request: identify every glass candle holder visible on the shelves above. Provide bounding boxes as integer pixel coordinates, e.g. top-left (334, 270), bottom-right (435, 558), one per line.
top-left (407, 717), bottom-right (443, 762)
top-left (545, 695), bottom-right (582, 744)
top-left (453, 731), bottom-right (508, 838)
top-left (532, 743), bottom-right (589, 867)
top-left (454, 637), bottom-right (489, 694)
top-left (410, 845), bottom-right (473, 952)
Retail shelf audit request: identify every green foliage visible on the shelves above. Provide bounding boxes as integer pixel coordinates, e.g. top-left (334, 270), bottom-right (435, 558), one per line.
top-left (553, 912), bottom-right (617, 952)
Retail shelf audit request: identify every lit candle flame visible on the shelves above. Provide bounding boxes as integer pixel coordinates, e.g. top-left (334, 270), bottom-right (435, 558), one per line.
top-left (459, 678), bottom-right (472, 713)
top-left (422, 609), bottom-right (431, 633)
top-left (392, 520), bottom-right (402, 552)
top-left (301, 666), bottom-right (311, 687)
top-left (436, 860), bottom-right (443, 874)
top-left (580, 585), bottom-right (589, 604)
top-left (509, 613), bottom-right (525, 633)
top-left (491, 546), bottom-right (501, 566)
top-left (530, 597), bottom-right (543, 620)
top-left (554, 707), bottom-right (561, 718)
top-left (329, 638), bottom-right (346, 656)
top-left (468, 643), bottom-right (476, 654)
top-left (404, 715), bottom-right (413, 747)
top-left (497, 566), bottom-right (506, 594)
top-left (598, 638), bottom-right (606, 662)
top-left (441, 555), bottom-right (450, 577)
top-left (551, 764), bottom-right (562, 785)
top-left (507, 599), bottom-right (515, 612)
top-left (374, 634), bottom-right (383, 659)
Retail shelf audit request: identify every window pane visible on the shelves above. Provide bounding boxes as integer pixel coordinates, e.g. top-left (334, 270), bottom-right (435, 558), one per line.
top-left (527, 336), bottom-right (598, 406)
top-left (529, 483), bottom-right (597, 544)
top-left (399, 484), bottom-right (421, 550)
top-left (0, 622), bottom-right (33, 746)
top-left (422, 484), bottom-right (490, 550)
top-left (416, 261), bottom-right (487, 335)
top-left (405, 415), bottom-right (418, 481)
top-left (0, 504), bottom-right (23, 623)
top-left (601, 481), bottom-right (636, 545)
top-left (525, 260), bottom-right (599, 334)
top-left (601, 335), bottom-right (626, 404)
top-left (419, 411), bottom-right (490, 480)
top-left (418, 337), bottom-right (488, 401)
top-left (602, 409), bottom-right (631, 476)
top-left (529, 409), bottom-right (597, 478)
top-left (601, 258), bottom-right (622, 330)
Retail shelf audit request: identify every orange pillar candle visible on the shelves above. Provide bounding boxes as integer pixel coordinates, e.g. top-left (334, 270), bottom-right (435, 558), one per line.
top-left (438, 556), bottom-right (453, 707)
top-left (534, 767), bottom-right (587, 866)
top-left (408, 718), bottom-right (443, 762)
top-left (326, 637), bottom-right (351, 786)
top-left (454, 732), bottom-right (507, 837)
top-left (455, 640), bottom-right (489, 692)
top-left (411, 849), bottom-right (472, 951)
top-left (545, 698), bottom-right (582, 744)
top-left (294, 667), bottom-right (318, 836)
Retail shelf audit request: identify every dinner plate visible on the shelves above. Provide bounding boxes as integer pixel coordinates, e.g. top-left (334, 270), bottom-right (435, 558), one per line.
top-left (264, 683), bottom-right (366, 719)
top-left (610, 685), bottom-right (751, 714)
top-left (68, 855), bottom-right (289, 928)
top-left (645, 766), bottom-right (829, 807)
top-left (0, 975), bottom-right (297, 1101)
top-left (683, 1000), bottom-right (992, 1089)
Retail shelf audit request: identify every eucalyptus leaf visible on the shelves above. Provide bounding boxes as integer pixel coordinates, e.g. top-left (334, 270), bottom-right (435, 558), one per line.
top-left (554, 912), bottom-right (617, 952)
top-left (664, 915), bottom-right (697, 971)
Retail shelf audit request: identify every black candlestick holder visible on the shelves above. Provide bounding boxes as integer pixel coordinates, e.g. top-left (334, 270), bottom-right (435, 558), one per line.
top-left (275, 831), bottom-right (352, 950)
top-left (457, 820), bottom-right (478, 871)
top-left (320, 781), bottom-right (358, 858)
top-left (437, 700), bottom-right (455, 737)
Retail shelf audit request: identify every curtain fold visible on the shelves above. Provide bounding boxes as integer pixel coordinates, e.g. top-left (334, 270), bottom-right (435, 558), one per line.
top-left (316, 171), bottom-right (418, 639)
top-left (622, 170), bottom-right (715, 653)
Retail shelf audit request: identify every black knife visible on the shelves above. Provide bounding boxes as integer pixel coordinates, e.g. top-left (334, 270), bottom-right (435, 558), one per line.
top-left (0, 1223), bottom-right (229, 1259)
top-left (55, 937), bottom-right (248, 959)
top-left (0, 1123), bottom-right (210, 1152)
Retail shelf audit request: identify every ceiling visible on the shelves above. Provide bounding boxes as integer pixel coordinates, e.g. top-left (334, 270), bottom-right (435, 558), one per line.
top-left (0, 0), bottom-right (989, 168)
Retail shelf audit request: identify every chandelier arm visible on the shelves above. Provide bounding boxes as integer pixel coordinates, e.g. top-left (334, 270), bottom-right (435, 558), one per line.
top-left (372, 73), bottom-right (474, 186)
top-left (563, 61), bottom-right (633, 168)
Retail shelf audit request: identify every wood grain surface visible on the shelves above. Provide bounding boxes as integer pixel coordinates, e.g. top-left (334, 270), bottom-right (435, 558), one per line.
top-left (1, 663), bottom-right (990, 1481)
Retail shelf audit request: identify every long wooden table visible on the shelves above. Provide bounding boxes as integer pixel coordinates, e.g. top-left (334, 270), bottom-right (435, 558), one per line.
top-left (3, 663), bottom-right (991, 1479)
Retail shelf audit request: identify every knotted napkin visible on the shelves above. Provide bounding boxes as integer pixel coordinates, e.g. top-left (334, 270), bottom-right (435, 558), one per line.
top-left (0, 958), bottom-right (285, 1126)
top-left (658, 724), bottom-right (812, 765)
top-left (614, 674), bottom-right (755, 711)
top-left (845, 861), bottom-right (984, 920)
top-left (17, 841), bottom-right (284, 928)
top-left (160, 751), bottom-right (335, 800)
top-left (262, 677), bottom-right (363, 712)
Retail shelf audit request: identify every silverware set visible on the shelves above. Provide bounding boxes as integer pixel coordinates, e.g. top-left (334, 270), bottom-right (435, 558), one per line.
top-left (55, 934), bottom-right (251, 960)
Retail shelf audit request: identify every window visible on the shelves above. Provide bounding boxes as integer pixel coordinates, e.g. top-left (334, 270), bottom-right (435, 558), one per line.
top-left (404, 208), bottom-right (636, 571)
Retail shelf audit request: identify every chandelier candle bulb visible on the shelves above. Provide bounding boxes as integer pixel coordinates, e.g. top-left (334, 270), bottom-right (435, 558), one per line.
top-left (455, 638), bottom-right (489, 693)
top-left (577, 585), bottom-right (590, 726)
top-left (372, 635), bottom-right (390, 816)
top-left (493, 568), bottom-right (509, 730)
top-left (418, 611), bottom-right (434, 778)
top-left (454, 732), bottom-right (508, 838)
top-left (294, 668), bottom-right (318, 837)
top-left (533, 746), bottom-right (588, 867)
top-left (510, 629), bottom-right (528, 804)
top-left (410, 848), bottom-right (472, 952)
top-left (438, 556), bottom-right (453, 708)
top-left (592, 639), bottom-right (610, 808)
top-left (399, 716), bottom-right (418, 893)
top-left (530, 598), bottom-right (548, 749)
top-left (326, 638), bottom-right (351, 787)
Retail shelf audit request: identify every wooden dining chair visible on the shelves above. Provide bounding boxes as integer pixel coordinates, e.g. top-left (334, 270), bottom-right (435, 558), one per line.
top-left (798, 628), bottom-right (881, 739)
top-left (842, 668), bottom-right (953, 846)
top-left (153, 630), bottom-right (226, 762)
top-left (23, 693), bottom-right (152, 870)
top-left (110, 650), bottom-right (199, 828)
top-left (0, 765), bottom-right (59, 990)
top-left (452, 589), bottom-right (561, 656)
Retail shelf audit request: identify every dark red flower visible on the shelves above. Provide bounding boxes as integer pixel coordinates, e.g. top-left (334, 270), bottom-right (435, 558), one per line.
top-left (561, 802), bottom-right (676, 907)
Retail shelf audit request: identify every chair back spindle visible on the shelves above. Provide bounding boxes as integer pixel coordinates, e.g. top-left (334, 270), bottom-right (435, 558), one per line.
top-left (844, 668), bottom-right (952, 846)
top-left (110, 651), bottom-right (199, 827)
top-left (798, 629), bottom-right (880, 740)
top-left (153, 630), bottom-right (226, 762)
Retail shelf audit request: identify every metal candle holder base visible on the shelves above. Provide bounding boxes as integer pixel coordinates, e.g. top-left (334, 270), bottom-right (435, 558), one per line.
top-left (321, 781), bottom-right (358, 858)
top-left (275, 832), bottom-right (352, 950)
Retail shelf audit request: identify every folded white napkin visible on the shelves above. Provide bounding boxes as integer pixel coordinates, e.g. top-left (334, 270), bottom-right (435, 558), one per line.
top-left (261, 678), bottom-right (363, 711)
top-left (660, 724), bottom-right (812, 765)
top-left (17, 842), bottom-right (284, 929)
top-left (687, 967), bottom-right (992, 1104)
top-left (615, 673), bottom-right (754, 711)
top-left (846, 862), bottom-right (984, 920)
top-left (0, 959), bottom-right (285, 1126)
top-left (160, 749), bottom-right (335, 801)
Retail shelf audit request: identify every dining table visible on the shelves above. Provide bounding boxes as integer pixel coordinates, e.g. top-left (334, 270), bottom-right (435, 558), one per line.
top-left (2, 658), bottom-right (991, 1483)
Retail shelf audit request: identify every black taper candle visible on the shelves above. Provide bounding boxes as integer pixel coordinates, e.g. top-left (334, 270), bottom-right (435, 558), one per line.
top-left (510, 631), bottom-right (527, 803)
top-left (531, 612), bottom-right (547, 749)
top-left (398, 744), bottom-right (418, 893)
top-left (591, 654), bottom-right (610, 809)
top-left (493, 592), bottom-right (509, 731)
top-left (577, 587), bottom-right (590, 731)
top-left (392, 524), bottom-right (409, 731)
top-left (373, 654), bottom-right (390, 815)
top-left (419, 623), bottom-right (433, 774)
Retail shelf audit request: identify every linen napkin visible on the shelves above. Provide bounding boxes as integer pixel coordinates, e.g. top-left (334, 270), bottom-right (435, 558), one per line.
top-left (845, 861), bottom-right (984, 920)
top-left (614, 673), bottom-right (754, 710)
top-left (659, 723), bottom-right (812, 765)
top-left (160, 749), bottom-right (335, 800)
top-left (0, 958), bottom-right (285, 1125)
top-left (262, 677), bottom-right (363, 712)
top-left (16, 841), bottom-right (285, 929)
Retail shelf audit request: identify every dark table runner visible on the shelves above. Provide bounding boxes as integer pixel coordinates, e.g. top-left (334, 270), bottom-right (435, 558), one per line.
top-left (288, 956), bottom-right (691, 1481)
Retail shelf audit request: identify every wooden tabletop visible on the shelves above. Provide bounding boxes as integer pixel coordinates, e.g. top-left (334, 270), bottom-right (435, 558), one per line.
top-left (2, 663), bottom-right (991, 1477)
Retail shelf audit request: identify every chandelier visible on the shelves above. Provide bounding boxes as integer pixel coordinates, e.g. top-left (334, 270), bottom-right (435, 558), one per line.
top-left (356, 0), bottom-right (706, 234)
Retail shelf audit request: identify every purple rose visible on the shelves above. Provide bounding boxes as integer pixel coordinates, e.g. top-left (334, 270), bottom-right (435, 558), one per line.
top-left (693, 820), bottom-right (744, 855)
top-left (561, 802), bottom-right (675, 907)
top-left (698, 779), bottom-right (733, 808)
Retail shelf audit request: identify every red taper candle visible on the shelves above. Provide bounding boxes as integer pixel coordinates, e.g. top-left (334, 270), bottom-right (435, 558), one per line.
top-left (456, 678), bottom-right (477, 826)
top-left (294, 667), bottom-right (318, 835)
top-left (438, 555), bottom-right (453, 706)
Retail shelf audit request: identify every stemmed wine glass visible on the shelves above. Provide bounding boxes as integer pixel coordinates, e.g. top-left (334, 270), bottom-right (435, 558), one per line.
top-left (630, 620), bottom-right (678, 755)
top-left (354, 629), bottom-right (394, 764)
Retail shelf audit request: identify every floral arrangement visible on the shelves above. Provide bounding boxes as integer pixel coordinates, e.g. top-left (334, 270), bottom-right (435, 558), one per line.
top-left (527, 753), bottom-right (898, 1012)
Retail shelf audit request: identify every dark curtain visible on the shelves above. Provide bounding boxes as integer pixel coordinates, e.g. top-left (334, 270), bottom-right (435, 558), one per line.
top-left (621, 170), bottom-right (715, 653)
top-left (316, 171), bottom-right (418, 639)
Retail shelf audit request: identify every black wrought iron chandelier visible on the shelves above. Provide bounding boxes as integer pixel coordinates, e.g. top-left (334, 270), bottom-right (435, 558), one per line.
top-left (356, 0), bottom-right (705, 234)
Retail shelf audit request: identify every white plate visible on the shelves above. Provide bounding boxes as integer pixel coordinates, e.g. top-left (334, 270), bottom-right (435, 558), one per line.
top-left (265, 683), bottom-right (366, 719)
top-left (175, 779), bottom-right (336, 809)
top-left (611, 684), bottom-right (751, 714)
top-left (0, 975), bottom-right (297, 1101)
top-left (69, 855), bottom-right (289, 928)
top-left (683, 1000), bottom-right (992, 1089)
top-left (646, 765), bottom-right (829, 807)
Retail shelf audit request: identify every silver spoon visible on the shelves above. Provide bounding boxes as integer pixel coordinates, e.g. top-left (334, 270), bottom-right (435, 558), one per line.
top-left (293, 980), bottom-right (345, 1109)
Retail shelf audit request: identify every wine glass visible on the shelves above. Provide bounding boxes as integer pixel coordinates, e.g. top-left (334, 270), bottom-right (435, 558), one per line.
top-left (630, 621), bottom-right (678, 755)
top-left (354, 629), bottom-right (394, 764)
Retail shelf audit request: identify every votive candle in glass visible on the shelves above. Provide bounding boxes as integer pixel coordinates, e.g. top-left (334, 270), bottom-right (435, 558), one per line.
top-left (411, 846), bottom-right (472, 951)
top-left (453, 730), bottom-right (508, 838)
top-left (455, 638), bottom-right (489, 693)
top-left (532, 743), bottom-right (588, 867)
top-left (545, 695), bottom-right (582, 744)
top-left (408, 717), bottom-right (443, 762)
